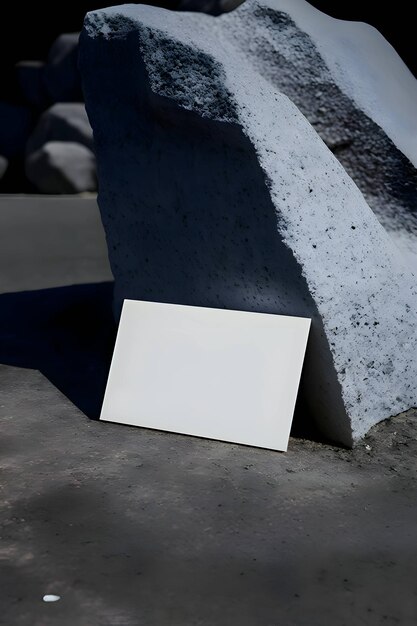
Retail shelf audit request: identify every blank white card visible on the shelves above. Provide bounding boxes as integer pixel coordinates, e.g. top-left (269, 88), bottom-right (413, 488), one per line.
top-left (100, 300), bottom-right (311, 452)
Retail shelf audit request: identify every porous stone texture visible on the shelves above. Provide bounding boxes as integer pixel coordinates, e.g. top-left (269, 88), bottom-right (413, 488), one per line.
top-left (80, 2), bottom-right (417, 445)
top-left (43, 33), bottom-right (83, 103)
top-left (224, 0), bottom-right (417, 266)
top-left (25, 141), bottom-right (97, 194)
top-left (26, 103), bottom-right (94, 156)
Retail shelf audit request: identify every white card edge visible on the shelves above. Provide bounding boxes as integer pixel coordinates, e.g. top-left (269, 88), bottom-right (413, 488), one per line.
top-left (100, 299), bottom-right (312, 452)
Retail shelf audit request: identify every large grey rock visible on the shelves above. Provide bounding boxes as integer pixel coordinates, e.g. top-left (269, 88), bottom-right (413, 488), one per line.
top-left (26, 103), bottom-right (94, 156)
top-left (15, 61), bottom-right (49, 110)
top-left (0, 102), bottom-right (32, 158)
top-left (43, 33), bottom-right (82, 103)
top-left (25, 141), bottom-right (97, 194)
top-left (80, 2), bottom-right (417, 445)
top-left (226, 0), bottom-right (417, 265)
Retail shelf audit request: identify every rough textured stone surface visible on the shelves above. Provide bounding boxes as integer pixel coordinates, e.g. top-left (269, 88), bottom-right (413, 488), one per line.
top-left (80, 2), bottom-right (417, 445)
top-left (0, 102), bottom-right (32, 158)
top-left (26, 103), bottom-right (94, 156)
top-left (225, 0), bottom-right (417, 265)
top-left (43, 33), bottom-right (83, 103)
top-left (15, 60), bottom-right (49, 110)
top-left (25, 141), bottom-right (97, 194)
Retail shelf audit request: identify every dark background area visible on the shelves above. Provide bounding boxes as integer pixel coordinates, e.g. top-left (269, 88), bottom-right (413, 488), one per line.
top-left (0, 0), bottom-right (415, 103)
top-left (312, 0), bottom-right (415, 77)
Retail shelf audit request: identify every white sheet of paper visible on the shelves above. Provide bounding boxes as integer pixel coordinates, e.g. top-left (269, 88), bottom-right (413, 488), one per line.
top-left (100, 300), bottom-right (311, 452)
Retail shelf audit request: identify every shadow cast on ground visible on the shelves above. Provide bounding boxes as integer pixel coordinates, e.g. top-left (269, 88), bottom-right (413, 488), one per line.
top-left (0, 281), bottom-right (116, 419)
top-left (0, 280), bottom-right (325, 440)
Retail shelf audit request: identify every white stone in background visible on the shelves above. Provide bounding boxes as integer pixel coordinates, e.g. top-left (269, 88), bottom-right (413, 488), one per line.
top-left (43, 595), bottom-right (60, 602)
top-left (43, 33), bottom-right (82, 103)
top-left (25, 141), bottom-right (96, 194)
top-left (0, 155), bottom-right (8, 180)
top-left (80, 2), bottom-right (417, 445)
top-left (26, 103), bottom-right (94, 156)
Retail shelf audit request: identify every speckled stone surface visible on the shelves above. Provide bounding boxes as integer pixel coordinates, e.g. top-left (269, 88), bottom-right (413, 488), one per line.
top-left (226, 0), bottom-right (417, 266)
top-left (79, 2), bottom-right (417, 445)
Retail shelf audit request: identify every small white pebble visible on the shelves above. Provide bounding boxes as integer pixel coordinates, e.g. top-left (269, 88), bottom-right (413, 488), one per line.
top-left (43, 595), bottom-right (60, 602)
top-left (365, 444), bottom-right (372, 451)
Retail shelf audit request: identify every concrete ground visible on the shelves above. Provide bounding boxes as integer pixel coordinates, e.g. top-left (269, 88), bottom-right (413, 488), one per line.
top-left (0, 195), bottom-right (416, 625)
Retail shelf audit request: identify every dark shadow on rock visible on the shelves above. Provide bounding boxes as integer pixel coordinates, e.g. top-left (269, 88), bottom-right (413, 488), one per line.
top-left (291, 384), bottom-right (344, 446)
top-left (0, 281), bottom-right (116, 419)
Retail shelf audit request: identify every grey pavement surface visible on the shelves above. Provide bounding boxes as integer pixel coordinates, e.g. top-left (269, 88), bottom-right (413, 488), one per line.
top-left (0, 195), bottom-right (416, 625)
top-left (0, 195), bottom-right (112, 293)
